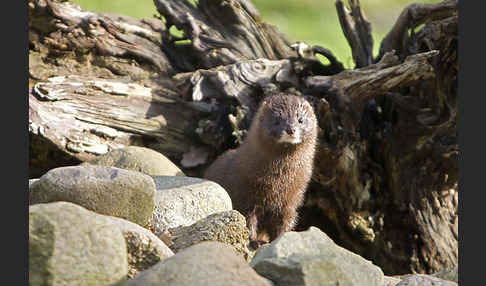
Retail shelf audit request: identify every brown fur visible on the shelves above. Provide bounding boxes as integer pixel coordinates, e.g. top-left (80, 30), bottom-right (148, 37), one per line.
top-left (204, 93), bottom-right (318, 248)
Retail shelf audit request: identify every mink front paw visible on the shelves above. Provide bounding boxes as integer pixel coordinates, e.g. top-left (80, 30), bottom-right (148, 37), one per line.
top-left (249, 239), bottom-right (268, 250)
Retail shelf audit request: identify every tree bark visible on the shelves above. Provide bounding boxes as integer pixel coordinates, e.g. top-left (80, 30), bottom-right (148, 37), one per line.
top-left (29, 0), bottom-right (458, 275)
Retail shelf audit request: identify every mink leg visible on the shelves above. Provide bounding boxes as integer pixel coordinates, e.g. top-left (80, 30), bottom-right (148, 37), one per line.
top-left (268, 208), bottom-right (298, 242)
top-left (246, 208), bottom-right (260, 249)
top-left (247, 207), bottom-right (268, 249)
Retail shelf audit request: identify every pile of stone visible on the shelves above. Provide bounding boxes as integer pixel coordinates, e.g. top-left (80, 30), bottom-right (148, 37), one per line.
top-left (29, 147), bottom-right (458, 285)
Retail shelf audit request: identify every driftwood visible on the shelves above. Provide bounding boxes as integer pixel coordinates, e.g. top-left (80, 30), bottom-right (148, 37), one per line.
top-left (29, 0), bottom-right (458, 275)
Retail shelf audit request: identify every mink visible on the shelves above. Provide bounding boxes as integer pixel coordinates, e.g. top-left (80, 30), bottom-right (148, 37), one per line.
top-left (204, 93), bottom-right (318, 248)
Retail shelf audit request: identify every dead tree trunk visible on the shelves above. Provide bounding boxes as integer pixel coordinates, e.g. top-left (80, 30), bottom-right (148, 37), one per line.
top-left (29, 0), bottom-right (458, 275)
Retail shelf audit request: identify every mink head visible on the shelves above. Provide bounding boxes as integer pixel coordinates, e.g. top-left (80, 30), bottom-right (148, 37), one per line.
top-left (256, 94), bottom-right (317, 145)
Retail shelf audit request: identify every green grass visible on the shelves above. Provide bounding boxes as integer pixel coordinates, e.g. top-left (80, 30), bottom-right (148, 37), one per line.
top-left (71, 0), bottom-right (440, 68)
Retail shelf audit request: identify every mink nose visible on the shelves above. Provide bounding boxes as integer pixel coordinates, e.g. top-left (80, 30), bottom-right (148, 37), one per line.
top-left (286, 127), bottom-right (295, 135)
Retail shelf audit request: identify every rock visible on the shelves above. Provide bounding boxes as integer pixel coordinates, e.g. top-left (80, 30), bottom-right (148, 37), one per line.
top-left (396, 274), bottom-right (457, 285)
top-left (82, 146), bottom-right (185, 176)
top-left (169, 210), bottom-right (249, 258)
top-left (250, 226), bottom-right (384, 286)
top-left (384, 276), bottom-right (402, 286)
top-left (29, 165), bottom-right (155, 227)
top-left (107, 216), bottom-right (174, 279)
top-left (29, 179), bottom-right (39, 189)
top-left (150, 176), bottom-right (232, 230)
top-left (431, 267), bottom-right (458, 283)
top-left (29, 202), bottom-right (128, 286)
top-left (122, 241), bottom-right (272, 286)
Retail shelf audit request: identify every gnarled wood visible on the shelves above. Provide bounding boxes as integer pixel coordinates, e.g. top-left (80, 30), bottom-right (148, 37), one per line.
top-left (335, 0), bottom-right (374, 68)
top-left (377, 0), bottom-right (458, 61)
top-left (297, 0), bottom-right (458, 275)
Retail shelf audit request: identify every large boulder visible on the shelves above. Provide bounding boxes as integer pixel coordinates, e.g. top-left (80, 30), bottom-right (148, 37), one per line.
top-left (29, 165), bottom-right (155, 227)
top-left (431, 267), bottom-right (458, 283)
top-left (82, 146), bottom-right (185, 176)
top-left (396, 274), bottom-right (457, 286)
top-left (384, 276), bottom-right (402, 286)
top-left (123, 241), bottom-right (272, 286)
top-left (168, 210), bottom-right (249, 258)
top-left (107, 216), bottom-right (174, 279)
top-left (150, 176), bottom-right (232, 230)
top-left (250, 226), bottom-right (384, 286)
top-left (29, 179), bottom-right (39, 188)
top-left (29, 202), bottom-right (128, 285)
